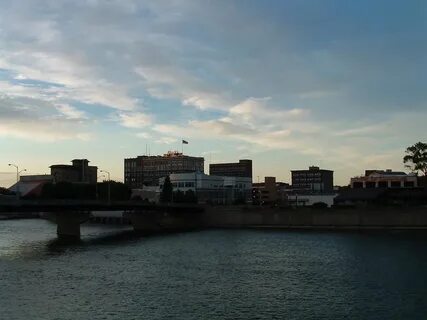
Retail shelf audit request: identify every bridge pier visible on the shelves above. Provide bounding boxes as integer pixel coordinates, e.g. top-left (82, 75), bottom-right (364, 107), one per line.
top-left (43, 211), bottom-right (91, 239)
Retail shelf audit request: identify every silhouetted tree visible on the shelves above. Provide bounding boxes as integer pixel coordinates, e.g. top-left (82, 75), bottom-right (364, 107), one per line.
top-left (97, 181), bottom-right (131, 201)
top-left (312, 202), bottom-right (328, 209)
top-left (404, 142), bottom-right (427, 176)
top-left (40, 181), bottom-right (129, 201)
top-left (184, 190), bottom-right (198, 203)
top-left (172, 189), bottom-right (198, 203)
top-left (173, 190), bottom-right (185, 203)
top-left (0, 187), bottom-right (14, 195)
top-left (160, 176), bottom-right (173, 203)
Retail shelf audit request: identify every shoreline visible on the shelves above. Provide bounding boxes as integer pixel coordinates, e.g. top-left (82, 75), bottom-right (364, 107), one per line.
top-left (0, 213), bottom-right (40, 220)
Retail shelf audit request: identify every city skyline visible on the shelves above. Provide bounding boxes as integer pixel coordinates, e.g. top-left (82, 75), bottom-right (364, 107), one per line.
top-left (1, 1), bottom-right (426, 187)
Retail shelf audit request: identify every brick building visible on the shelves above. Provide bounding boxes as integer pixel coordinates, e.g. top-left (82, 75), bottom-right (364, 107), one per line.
top-left (209, 159), bottom-right (252, 180)
top-left (50, 159), bottom-right (97, 184)
top-left (291, 166), bottom-right (334, 193)
top-left (124, 151), bottom-right (204, 188)
top-left (252, 177), bottom-right (289, 205)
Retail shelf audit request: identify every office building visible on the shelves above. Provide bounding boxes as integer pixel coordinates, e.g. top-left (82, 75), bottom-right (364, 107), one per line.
top-left (50, 159), bottom-right (97, 184)
top-left (291, 166), bottom-right (334, 193)
top-left (209, 159), bottom-right (252, 179)
top-left (124, 151), bottom-right (204, 188)
top-left (159, 172), bottom-right (252, 204)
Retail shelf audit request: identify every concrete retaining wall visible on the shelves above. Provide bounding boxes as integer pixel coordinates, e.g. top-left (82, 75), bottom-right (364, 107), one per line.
top-left (202, 206), bottom-right (427, 229)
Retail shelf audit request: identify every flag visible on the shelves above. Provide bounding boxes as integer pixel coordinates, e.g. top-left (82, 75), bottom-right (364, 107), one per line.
top-left (182, 140), bottom-right (188, 144)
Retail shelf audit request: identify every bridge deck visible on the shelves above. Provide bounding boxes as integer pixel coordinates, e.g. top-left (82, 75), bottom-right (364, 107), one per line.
top-left (0, 200), bottom-right (204, 213)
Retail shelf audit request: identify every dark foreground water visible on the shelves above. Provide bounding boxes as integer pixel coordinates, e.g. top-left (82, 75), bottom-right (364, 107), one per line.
top-left (1, 220), bottom-right (427, 320)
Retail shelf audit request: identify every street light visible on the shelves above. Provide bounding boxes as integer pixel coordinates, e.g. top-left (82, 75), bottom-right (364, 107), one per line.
top-left (8, 164), bottom-right (26, 200)
top-left (100, 169), bottom-right (111, 203)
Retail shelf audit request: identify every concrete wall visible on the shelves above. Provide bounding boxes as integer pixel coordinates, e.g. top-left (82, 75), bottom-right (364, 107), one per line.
top-left (202, 206), bottom-right (427, 229)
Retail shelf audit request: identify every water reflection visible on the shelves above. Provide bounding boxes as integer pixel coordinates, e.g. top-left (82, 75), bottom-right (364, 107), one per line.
top-left (0, 220), bottom-right (136, 260)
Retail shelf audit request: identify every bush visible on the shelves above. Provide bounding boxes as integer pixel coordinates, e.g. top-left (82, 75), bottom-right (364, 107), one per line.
top-left (312, 202), bottom-right (328, 209)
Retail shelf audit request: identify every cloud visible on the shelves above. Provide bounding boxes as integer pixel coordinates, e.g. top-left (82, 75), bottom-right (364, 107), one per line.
top-left (0, 119), bottom-right (92, 142)
top-left (0, 94), bottom-right (93, 142)
top-left (136, 132), bottom-right (152, 139)
top-left (0, 0), bottom-right (425, 184)
top-left (151, 97), bottom-right (313, 154)
top-left (117, 112), bottom-right (152, 128)
top-left (55, 104), bottom-right (87, 120)
top-left (134, 66), bottom-right (231, 111)
top-left (156, 137), bottom-right (178, 145)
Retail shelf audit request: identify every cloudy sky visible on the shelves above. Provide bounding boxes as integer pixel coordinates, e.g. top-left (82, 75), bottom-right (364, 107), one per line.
top-left (0, 0), bottom-right (426, 187)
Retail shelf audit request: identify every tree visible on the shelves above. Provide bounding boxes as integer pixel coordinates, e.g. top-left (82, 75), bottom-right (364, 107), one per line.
top-left (160, 176), bottom-right (173, 203)
top-left (312, 202), bottom-right (328, 209)
top-left (173, 190), bottom-right (185, 203)
top-left (404, 142), bottom-right (427, 176)
top-left (184, 190), bottom-right (198, 203)
top-left (0, 187), bottom-right (14, 196)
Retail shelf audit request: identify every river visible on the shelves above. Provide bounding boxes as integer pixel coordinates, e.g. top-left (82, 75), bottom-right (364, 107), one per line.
top-left (1, 219), bottom-right (427, 319)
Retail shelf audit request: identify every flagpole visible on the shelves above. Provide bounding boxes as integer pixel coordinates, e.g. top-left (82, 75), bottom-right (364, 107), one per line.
top-left (181, 139), bottom-right (188, 155)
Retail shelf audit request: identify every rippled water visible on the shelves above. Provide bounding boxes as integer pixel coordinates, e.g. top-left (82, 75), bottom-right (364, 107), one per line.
top-left (1, 219), bottom-right (427, 319)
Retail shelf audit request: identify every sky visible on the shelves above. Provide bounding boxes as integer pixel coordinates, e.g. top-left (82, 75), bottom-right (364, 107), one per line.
top-left (0, 0), bottom-right (426, 187)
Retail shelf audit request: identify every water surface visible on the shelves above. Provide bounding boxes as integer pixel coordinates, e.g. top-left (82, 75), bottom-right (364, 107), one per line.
top-left (1, 219), bottom-right (426, 319)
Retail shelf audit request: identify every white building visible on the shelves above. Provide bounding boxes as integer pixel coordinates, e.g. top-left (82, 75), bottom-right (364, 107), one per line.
top-left (350, 170), bottom-right (418, 189)
top-left (131, 186), bottom-right (160, 203)
top-left (287, 193), bottom-right (337, 208)
top-left (159, 172), bottom-right (252, 204)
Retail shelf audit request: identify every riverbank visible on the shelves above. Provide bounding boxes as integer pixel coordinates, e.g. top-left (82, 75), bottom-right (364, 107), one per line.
top-left (0, 212), bottom-right (40, 220)
top-left (202, 205), bottom-right (427, 230)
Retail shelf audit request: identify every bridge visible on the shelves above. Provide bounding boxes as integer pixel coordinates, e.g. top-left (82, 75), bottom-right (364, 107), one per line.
top-left (0, 200), bottom-right (205, 239)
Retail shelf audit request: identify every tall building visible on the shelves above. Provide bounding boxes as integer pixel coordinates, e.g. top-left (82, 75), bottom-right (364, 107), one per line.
top-left (291, 166), bottom-right (334, 193)
top-left (209, 159), bottom-right (252, 179)
top-left (124, 151), bottom-right (204, 188)
top-left (50, 159), bottom-right (98, 184)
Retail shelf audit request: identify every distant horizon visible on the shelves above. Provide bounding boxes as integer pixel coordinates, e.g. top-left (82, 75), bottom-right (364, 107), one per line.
top-left (1, 1), bottom-right (426, 188)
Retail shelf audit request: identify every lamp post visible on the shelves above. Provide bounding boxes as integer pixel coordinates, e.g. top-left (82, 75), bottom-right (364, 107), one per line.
top-left (8, 164), bottom-right (26, 200)
top-left (100, 170), bottom-right (111, 204)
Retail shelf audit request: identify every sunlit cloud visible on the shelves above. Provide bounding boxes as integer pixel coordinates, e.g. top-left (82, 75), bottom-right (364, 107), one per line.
top-left (116, 112), bottom-right (152, 129)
